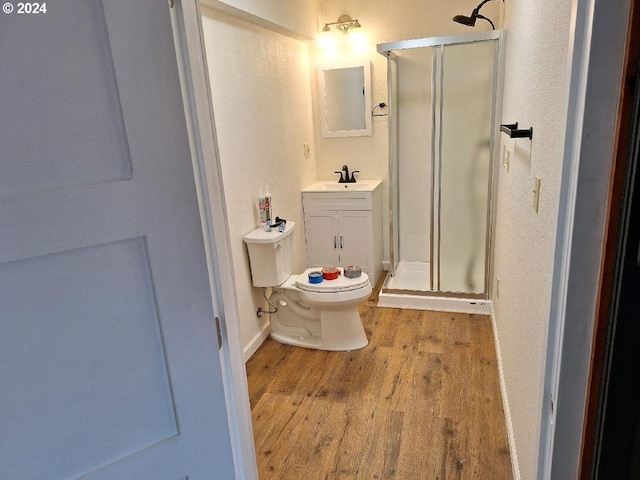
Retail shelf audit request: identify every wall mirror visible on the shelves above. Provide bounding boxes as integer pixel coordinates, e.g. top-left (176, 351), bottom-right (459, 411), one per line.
top-left (318, 60), bottom-right (372, 138)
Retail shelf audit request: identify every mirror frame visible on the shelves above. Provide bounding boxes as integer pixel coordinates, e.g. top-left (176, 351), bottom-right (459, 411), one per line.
top-left (318, 59), bottom-right (372, 138)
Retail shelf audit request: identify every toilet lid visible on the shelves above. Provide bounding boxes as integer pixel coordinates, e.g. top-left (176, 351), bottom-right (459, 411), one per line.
top-left (294, 268), bottom-right (369, 293)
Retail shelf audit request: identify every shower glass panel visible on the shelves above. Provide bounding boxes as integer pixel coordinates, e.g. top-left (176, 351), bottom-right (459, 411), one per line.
top-left (396, 48), bottom-right (433, 291)
top-left (387, 54), bottom-right (400, 276)
top-left (438, 41), bottom-right (496, 294)
top-left (378, 31), bottom-right (501, 298)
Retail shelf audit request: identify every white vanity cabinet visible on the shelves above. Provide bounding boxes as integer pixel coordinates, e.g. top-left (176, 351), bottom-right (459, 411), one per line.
top-left (302, 180), bottom-right (383, 286)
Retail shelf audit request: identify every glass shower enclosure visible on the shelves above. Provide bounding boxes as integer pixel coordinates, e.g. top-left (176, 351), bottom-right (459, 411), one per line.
top-left (378, 30), bottom-right (502, 300)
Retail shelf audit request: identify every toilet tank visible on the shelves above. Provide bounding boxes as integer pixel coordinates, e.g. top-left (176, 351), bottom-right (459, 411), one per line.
top-left (243, 221), bottom-right (295, 287)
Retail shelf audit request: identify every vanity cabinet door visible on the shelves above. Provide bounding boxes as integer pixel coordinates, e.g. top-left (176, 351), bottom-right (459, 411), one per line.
top-left (304, 210), bottom-right (339, 267)
top-left (337, 211), bottom-right (372, 271)
top-left (302, 187), bottom-right (381, 285)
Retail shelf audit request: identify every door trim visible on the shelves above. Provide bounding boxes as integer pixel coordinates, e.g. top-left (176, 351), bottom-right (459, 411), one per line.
top-left (578, 1), bottom-right (640, 476)
top-left (538, 0), bottom-right (632, 478)
top-left (169, 2), bottom-right (257, 478)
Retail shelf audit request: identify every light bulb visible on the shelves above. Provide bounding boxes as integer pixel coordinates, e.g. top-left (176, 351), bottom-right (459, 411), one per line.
top-left (317, 29), bottom-right (337, 50)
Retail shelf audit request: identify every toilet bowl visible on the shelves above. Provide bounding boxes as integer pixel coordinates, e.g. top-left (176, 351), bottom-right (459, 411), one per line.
top-left (243, 222), bottom-right (370, 351)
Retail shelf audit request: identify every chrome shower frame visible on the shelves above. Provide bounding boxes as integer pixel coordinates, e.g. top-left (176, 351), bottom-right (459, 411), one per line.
top-left (378, 30), bottom-right (505, 299)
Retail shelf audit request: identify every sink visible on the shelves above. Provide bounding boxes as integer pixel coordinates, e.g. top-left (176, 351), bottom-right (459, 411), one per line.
top-left (302, 180), bottom-right (382, 193)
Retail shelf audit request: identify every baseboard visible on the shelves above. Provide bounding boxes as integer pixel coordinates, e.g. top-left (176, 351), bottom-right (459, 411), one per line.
top-left (243, 321), bottom-right (270, 362)
top-left (377, 292), bottom-right (492, 315)
top-left (490, 304), bottom-right (521, 480)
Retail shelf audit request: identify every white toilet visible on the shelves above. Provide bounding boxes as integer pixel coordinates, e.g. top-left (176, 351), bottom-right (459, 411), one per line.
top-left (243, 221), bottom-right (370, 351)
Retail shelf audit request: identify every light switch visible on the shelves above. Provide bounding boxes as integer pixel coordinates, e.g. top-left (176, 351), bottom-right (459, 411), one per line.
top-left (502, 144), bottom-right (511, 173)
top-left (533, 176), bottom-right (541, 213)
top-left (303, 143), bottom-right (311, 159)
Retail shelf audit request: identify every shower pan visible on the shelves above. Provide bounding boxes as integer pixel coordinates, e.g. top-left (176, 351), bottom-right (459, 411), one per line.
top-left (377, 30), bottom-right (503, 312)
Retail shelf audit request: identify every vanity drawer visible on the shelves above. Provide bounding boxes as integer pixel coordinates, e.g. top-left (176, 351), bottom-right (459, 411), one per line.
top-left (302, 192), bottom-right (373, 211)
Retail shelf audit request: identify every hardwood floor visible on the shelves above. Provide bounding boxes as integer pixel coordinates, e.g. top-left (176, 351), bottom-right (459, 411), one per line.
top-left (245, 277), bottom-right (513, 479)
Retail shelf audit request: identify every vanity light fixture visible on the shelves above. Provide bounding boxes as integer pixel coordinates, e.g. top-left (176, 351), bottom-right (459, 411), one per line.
top-left (322, 15), bottom-right (362, 34)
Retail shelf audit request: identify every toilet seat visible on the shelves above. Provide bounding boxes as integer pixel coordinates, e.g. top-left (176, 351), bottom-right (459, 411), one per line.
top-left (293, 268), bottom-right (369, 293)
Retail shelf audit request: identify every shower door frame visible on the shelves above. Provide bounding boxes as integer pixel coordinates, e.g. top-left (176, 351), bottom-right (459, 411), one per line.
top-left (378, 30), bottom-right (504, 298)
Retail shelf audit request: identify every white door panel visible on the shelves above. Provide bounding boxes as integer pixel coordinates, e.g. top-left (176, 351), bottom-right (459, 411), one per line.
top-left (338, 211), bottom-right (371, 269)
top-left (0, 1), bottom-right (235, 479)
top-left (1, 2), bottom-right (132, 196)
top-left (305, 211), bottom-right (339, 267)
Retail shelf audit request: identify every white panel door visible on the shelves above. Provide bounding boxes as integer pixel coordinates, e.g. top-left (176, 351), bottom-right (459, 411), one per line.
top-left (0, 2), bottom-right (235, 479)
top-left (305, 211), bottom-right (339, 267)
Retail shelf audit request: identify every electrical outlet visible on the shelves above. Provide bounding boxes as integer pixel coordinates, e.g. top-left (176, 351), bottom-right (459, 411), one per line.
top-left (303, 143), bottom-right (311, 159)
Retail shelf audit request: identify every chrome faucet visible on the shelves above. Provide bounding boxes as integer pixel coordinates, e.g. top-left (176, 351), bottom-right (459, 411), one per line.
top-left (334, 164), bottom-right (359, 183)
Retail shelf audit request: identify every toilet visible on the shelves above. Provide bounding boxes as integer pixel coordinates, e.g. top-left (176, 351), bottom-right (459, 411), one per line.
top-left (243, 221), bottom-right (370, 351)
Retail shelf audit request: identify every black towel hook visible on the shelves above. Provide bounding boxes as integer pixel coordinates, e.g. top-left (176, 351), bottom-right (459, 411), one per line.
top-left (500, 122), bottom-right (533, 139)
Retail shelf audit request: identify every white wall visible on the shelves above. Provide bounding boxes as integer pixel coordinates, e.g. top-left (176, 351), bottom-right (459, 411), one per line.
top-left (491, 0), bottom-right (575, 478)
top-left (201, 8), bottom-right (317, 357)
top-left (201, 0), bottom-right (320, 39)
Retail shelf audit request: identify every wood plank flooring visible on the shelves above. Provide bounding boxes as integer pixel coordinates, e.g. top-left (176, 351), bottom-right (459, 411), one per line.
top-left (245, 277), bottom-right (513, 479)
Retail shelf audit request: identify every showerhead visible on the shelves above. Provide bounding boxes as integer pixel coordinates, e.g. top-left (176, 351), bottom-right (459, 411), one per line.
top-left (452, 0), bottom-right (496, 30)
top-left (452, 13), bottom-right (478, 27)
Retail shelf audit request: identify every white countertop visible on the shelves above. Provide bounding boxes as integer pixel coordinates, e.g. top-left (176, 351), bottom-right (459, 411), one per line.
top-left (302, 179), bottom-right (382, 193)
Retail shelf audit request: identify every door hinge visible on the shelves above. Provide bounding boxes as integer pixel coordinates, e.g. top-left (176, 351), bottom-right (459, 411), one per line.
top-left (168, 0), bottom-right (174, 8)
top-left (215, 317), bottom-right (223, 350)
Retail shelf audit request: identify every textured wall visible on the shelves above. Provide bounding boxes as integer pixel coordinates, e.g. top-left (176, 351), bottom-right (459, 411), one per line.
top-left (492, 0), bottom-right (574, 478)
top-left (201, 0), bottom-right (320, 39)
top-left (201, 8), bottom-right (317, 355)
top-left (312, 0), bottom-right (502, 263)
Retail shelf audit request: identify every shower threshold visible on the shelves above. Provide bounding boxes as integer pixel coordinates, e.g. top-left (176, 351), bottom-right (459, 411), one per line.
top-left (378, 262), bottom-right (491, 314)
